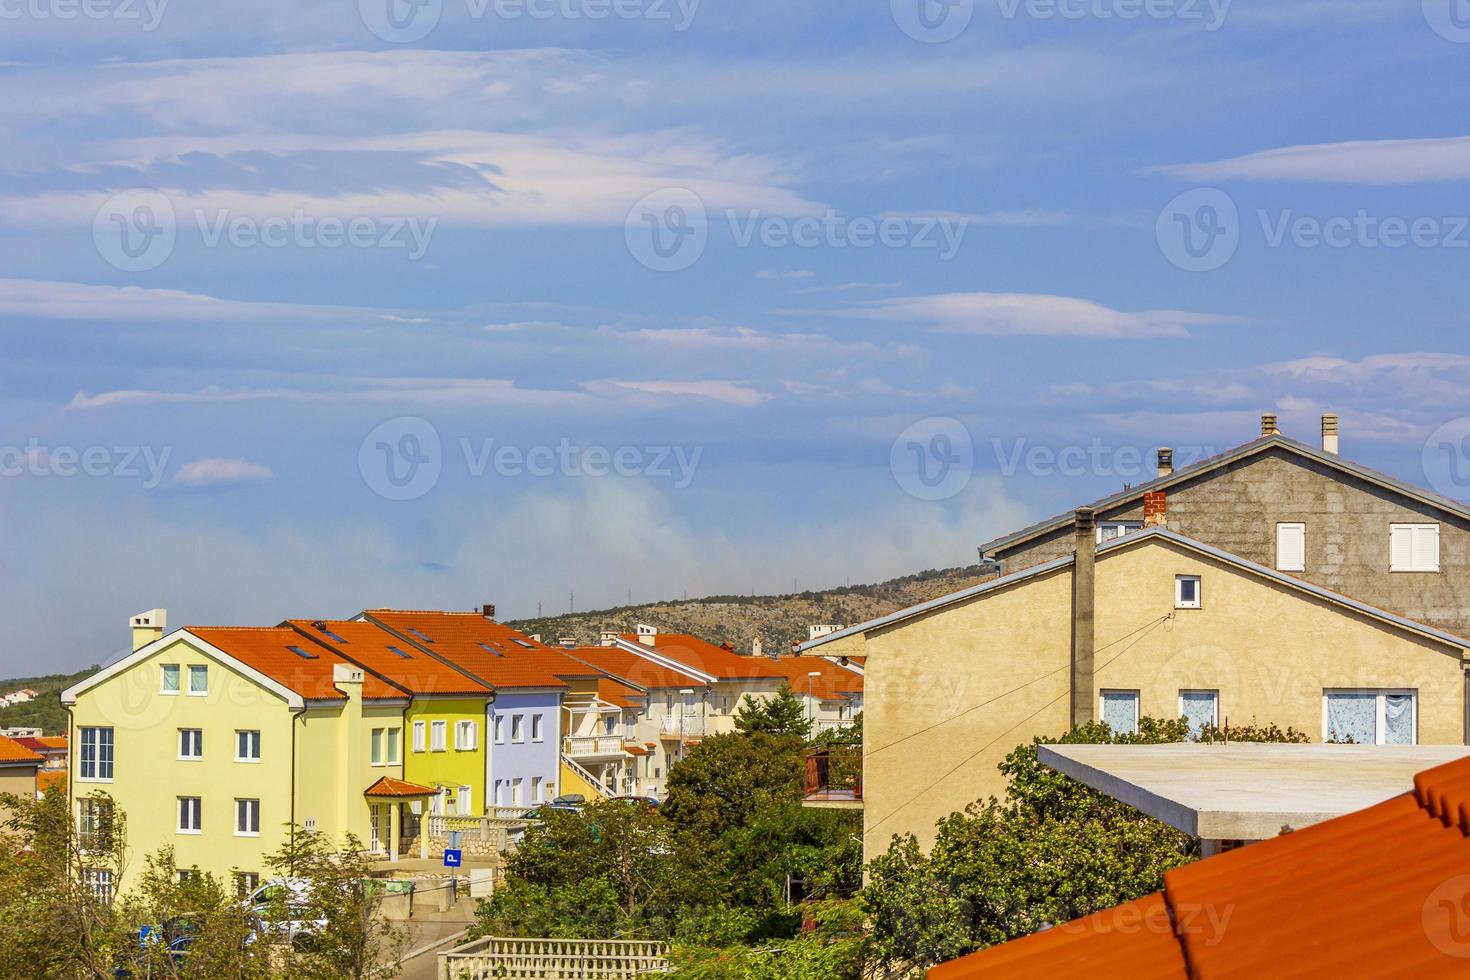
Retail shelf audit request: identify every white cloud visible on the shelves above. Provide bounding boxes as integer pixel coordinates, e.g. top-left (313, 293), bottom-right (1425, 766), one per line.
top-left (174, 458), bottom-right (273, 487)
top-left (0, 279), bottom-right (373, 323)
top-left (755, 270), bottom-right (815, 281)
top-left (66, 378), bottom-right (600, 412)
top-left (825, 291), bottom-right (1237, 339)
top-left (1158, 136), bottom-right (1470, 185)
top-left (590, 379), bottom-right (770, 407)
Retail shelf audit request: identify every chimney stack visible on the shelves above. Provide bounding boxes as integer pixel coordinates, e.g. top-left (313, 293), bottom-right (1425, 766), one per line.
top-left (1143, 491), bottom-right (1167, 528)
top-left (1261, 413), bottom-right (1280, 437)
top-left (636, 624), bottom-right (658, 647)
top-left (130, 608), bottom-right (166, 651)
top-left (1156, 448), bottom-right (1174, 479)
top-left (1321, 414), bottom-right (1339, 455)
top-left (1072, 508), bottom-right (1096, 728)
top-left (481, 603), bottom-right (496, 620)
top-left (752, 636), bottom-right (764, 658)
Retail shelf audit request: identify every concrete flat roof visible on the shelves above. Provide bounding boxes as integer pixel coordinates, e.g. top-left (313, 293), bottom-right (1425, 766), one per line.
top-left (1038, 742), bottom-right (1470, 840)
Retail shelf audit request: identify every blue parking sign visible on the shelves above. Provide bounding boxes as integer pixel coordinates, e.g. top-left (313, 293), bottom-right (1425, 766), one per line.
top-left (443, 848), bottom-right (462, 868)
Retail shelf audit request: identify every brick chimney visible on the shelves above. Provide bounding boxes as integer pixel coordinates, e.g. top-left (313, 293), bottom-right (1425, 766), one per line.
top-left (1072, 507), bottom-right (1096, 727)
top-left (1261, 413), bottom-right (1280, 437)
top-left (481, 603), bottom-right (496, 620)
top-left (1156, 447), bottom-right (1174, 479)
top-left (1321, 414), bottom-right (1339, 455)
top-left (1143, 491), bottom-right (1167, 528)
top-left (130, 608), bottom-right (166, 651)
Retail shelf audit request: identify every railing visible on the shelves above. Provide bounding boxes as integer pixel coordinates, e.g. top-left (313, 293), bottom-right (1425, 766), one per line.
top-left (438, 936), bottom-right (670, 980)
top-left (813, 719), bottom-right (852, 734)
top-left (563, 735), bottom-right (628, 758)
top-left (803, 745), bottom-right (862, 801)
top-left (658, 713), bottom-right (705, 738)
top-left (426, 814), bottom-right (524, 848)
top-left (561, 754), bottom-right (614, 799)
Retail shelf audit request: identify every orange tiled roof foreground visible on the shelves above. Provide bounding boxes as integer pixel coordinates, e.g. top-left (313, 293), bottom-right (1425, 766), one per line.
top-left (364, 776), bottom-right (439, 798)
top-left (0, 735), bottom-right (42, 764)
top-left (190, 627), bottom-right (404, 701)
top-left (366, 610), bottom-right (597, 689)
top-left (930, 753), bottom-right (1470, 980)
top-left (621, 633), bottom-right (788, 681)
top-left (285, 619), bottom-right (493, 696)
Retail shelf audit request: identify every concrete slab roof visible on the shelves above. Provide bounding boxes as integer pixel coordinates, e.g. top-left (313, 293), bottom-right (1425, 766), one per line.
top-left (1038, 742), bottom-right (1470, 840)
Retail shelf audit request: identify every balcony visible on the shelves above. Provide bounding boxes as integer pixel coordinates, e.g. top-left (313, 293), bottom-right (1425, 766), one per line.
top-left (658, 713), bottom-right (706, 741)
top-left (803, 745), bottom-right (862, 809)
top-left (563, 735), bottom-right (629, 760)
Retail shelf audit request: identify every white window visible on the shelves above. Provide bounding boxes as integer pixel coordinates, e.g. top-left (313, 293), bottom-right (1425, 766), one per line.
top-left (235, 730), bottom-right (261, 762)
top-left (531, 715), bottom-right (544, 742)
top-left (234, 872), bottom-right (260, 896)
top-left (83, 868), bottom-right (115, 903)
top-left (494, 716), bottom-right (505, 744)
top-left (160, 664), bottom-right (180, 694)
top-left (79, 727), bottom-right (114, 781)
top-left (187, 665), bottom-right (208, 696)
top-left (1097, 521), bottom-right (1143, 544)
top-left (1100, 690), bottom-right (1140, 735)
top-left (430, 720), bottom-right (447, 752)
top-left (511, 715), bottom-right (525, 743)
top-left (235, 799), bottom-right (260, 836)
top-left (511, 778), bottom-right (523, 805)
top-left (412, 720), bottom-right (426, 753)
top-left (455, 720), bottom-right (478, 751)
top-left (1175, 575), bottom-right (1202, 609)
top-left (1324, 690), bottom-right (1417, 745)
top-left (1391, 524), bottom-right (1440, 573)
top-left (1179, 690), bottom-right (1219, 739)
top-left (457, 785), bottom-right (473, 816)
top-left (371, 728), bottom-right (385, 766)
top-left (531, 776), bottom-right (542, 801)
top-left (78, 797), bottom-right (115, 851)
top-left (387, 728), bottom-right (400, 765)
top-left (178, 729), bottom-right (203, 760)
top-left (1276, 523), bottom-right (1306, 572)
top-left (178, 797), bottom-right (202, 834)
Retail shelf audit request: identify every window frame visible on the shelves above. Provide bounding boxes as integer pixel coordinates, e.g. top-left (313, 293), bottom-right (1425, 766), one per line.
top-left (177, 796), bottom-right (202, 835)
top-left (78, 727), bottom-right (114, 782)
top-left (1275, 522), bottom-right (1306, 572)
top-left (160, 664), bottom-right (181, 695)
top-left (1322, 688), bottom-right (1418, 745)
top-left (412, 720), bottom-right (426, 753)
top-left (1178, 689), bottom-right (1220, 738)
top-left (235, 730), bottom-right (261, 763)
top-left (1096, 520), bottom-right (1143, 544)
top-left (430, 720), bottom-right (447, 752)
top-left (234, 798), bottom-right (261, 837)
top-left (1099, 689), bottom-right (1141, 735)
top-left (371, 728), bottom-right (385, 766)
top-left (386, 727), bottom-right (400, 765)
top-left (454, 719), bottom-right (478, 751)
top-left (187, 664), bottom-right (209, 697)
top-left (1390, 523), bottom-right (1441, 573)
top-left (494, 716), bottom-right (505, 744)
top-left (178, 728), bottom-right (203, 761)
top-left (1175, 574), bottom-right (1202, 610)
top-left (531, 715), bottom-right (544, 742)
top-left (511, 714), bottom-right (525, 744)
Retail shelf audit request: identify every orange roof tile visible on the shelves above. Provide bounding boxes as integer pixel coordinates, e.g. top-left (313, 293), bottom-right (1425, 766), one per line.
top-left (284, 619), bottom-right (493, 697)
top-left (624, 744), bottom-right (650, 756)
top-left (620, 633), bottom-right (786, 681)
top-left (36, 769), bottom-right (66, 794)
top-left (366, 610), bottom-right (599, 690)
top-left (566, 646), bottom-right (710, 691)
top-left (364, 776), bottom-right (438, 798)
top-left (755, 655), bottom-right (863, 700)
top-left (596, 676), bottom-right (645, 710)
top-left (929, 753), bottom-right (1470, 979)
top-left (189, 627), bottom-right (405, 702)
top-left (0, 735), bottom-right (42, 765)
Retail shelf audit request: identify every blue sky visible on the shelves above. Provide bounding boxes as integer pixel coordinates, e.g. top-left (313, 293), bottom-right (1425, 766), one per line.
top-left (3, 0), bottom-right (1469, 672)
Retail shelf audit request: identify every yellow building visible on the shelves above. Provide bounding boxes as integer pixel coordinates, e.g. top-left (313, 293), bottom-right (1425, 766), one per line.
top-left (62, 620), bottom-right (415, 893)
top-left (799, 523), bottom-right (1470, 858)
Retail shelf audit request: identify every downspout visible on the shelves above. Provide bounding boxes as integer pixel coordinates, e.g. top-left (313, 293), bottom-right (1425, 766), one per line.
top-left (1072, 507), bottom-right (1097, 727)
top-left (290, 704), bottom-right (306, 870)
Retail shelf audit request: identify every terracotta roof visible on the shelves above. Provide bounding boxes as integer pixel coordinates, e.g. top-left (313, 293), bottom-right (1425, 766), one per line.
top-left (0, 735), bottom-right (42, 765)
top-left (930, 753), bottom-right (1470, 979)
top-left (189, 627), bottom-right (405, 702)
top-left (284, 619), bottom-right (493, 697)
top-left (624, 744), bottom-right (650, 756)
top-left (365, 610), bottom-right (594, 690)
top-left (36, 769), bottom-right (66, 794)
top-left (755, 655), bottom-right (864, 700)
top-left (619, 633), bottom-right (787, 681)
top-left (596, 676), bottom-right (645, 710)
top-left (364, 776), bottom-right (439, 798)
top-left (12, 736), bottom-right (66, 753)
top-left (565, 646), bottom-right (710, 690)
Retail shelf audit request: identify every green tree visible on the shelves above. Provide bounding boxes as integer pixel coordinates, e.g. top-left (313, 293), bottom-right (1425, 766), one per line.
top-left (661, 732), bottom-right (805, 840)
top-left (733, 686), bottom-right (811, 739)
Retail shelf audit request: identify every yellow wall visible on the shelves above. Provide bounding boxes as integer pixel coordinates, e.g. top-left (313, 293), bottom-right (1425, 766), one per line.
top-left (404, 698), bottom-right (487, 809)
top-left (859, 536), bottom-right (1467, 856)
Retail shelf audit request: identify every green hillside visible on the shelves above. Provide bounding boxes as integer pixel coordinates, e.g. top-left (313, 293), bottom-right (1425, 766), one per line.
top-left (0, 668), bottom-right (97, 736)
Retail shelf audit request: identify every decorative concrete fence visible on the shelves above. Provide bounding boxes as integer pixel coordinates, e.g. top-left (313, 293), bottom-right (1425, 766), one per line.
top-left (438, 936), bottom-right (671, 980)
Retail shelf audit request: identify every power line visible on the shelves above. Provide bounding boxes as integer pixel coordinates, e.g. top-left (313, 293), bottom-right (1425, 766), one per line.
top-left (863, 615), bottom-right (1171, 837)
top-left (864, 615), bottom-right (1171, 758)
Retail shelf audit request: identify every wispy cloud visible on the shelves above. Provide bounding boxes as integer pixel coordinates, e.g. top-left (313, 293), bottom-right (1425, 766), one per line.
top-left (822, 291), bottom-right (1238, 339)
top-left (589, 379), bottom-right (770, 407)
top-left (1157, 136), bottom-right (1470, 185)
top-left (174, 458), bottom-right (274, 488)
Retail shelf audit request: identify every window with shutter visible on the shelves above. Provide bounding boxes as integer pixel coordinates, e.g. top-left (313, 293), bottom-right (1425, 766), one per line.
top-left (1391, 524), bottom-right (1440, 572)
top-left (1276, 523), bottom-right (1305, 572)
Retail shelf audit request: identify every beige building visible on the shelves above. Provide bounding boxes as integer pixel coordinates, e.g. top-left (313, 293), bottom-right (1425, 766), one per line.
top-left (801, 524), bottom-right (1470, 857)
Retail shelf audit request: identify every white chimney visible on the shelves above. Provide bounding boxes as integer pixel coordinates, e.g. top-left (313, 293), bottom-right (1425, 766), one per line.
top-left (1321, 414), bottom-right (1339, 455)
top-left (808, 624), bottom-right (844, 641)
top-left (130, 608), bottom-right (166, 651)
top-left (1261, 413), bottom-right (1280, 437)
top-left (636, 624), bottom-right (658, 647)
top-left (599, 631), bottom-right (620, 647)
top-left (752, 636), bottom-right (764, 658)
top-left (1156, 448), bottom-right (1174, 479)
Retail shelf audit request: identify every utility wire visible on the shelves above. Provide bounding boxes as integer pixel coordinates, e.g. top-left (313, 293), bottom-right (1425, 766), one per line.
top-left (864, 615), bottom-right (1171, 837)
top-left (864, 615), bottom-right (1171, 757)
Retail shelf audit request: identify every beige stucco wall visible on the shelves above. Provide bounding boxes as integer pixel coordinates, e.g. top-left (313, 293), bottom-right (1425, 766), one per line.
top-left (860, 535), bottom-right (1467, 857)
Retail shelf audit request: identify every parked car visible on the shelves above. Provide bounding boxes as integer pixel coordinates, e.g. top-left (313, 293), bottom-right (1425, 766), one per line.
top-left (247, 878), bottom-right (326, 946)
top-left (610, 795), bottom-right (661, 807)
top-left (549, 794), bottom-right (586, 806)
top-left (519, 801), bottom-right (582, 820)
